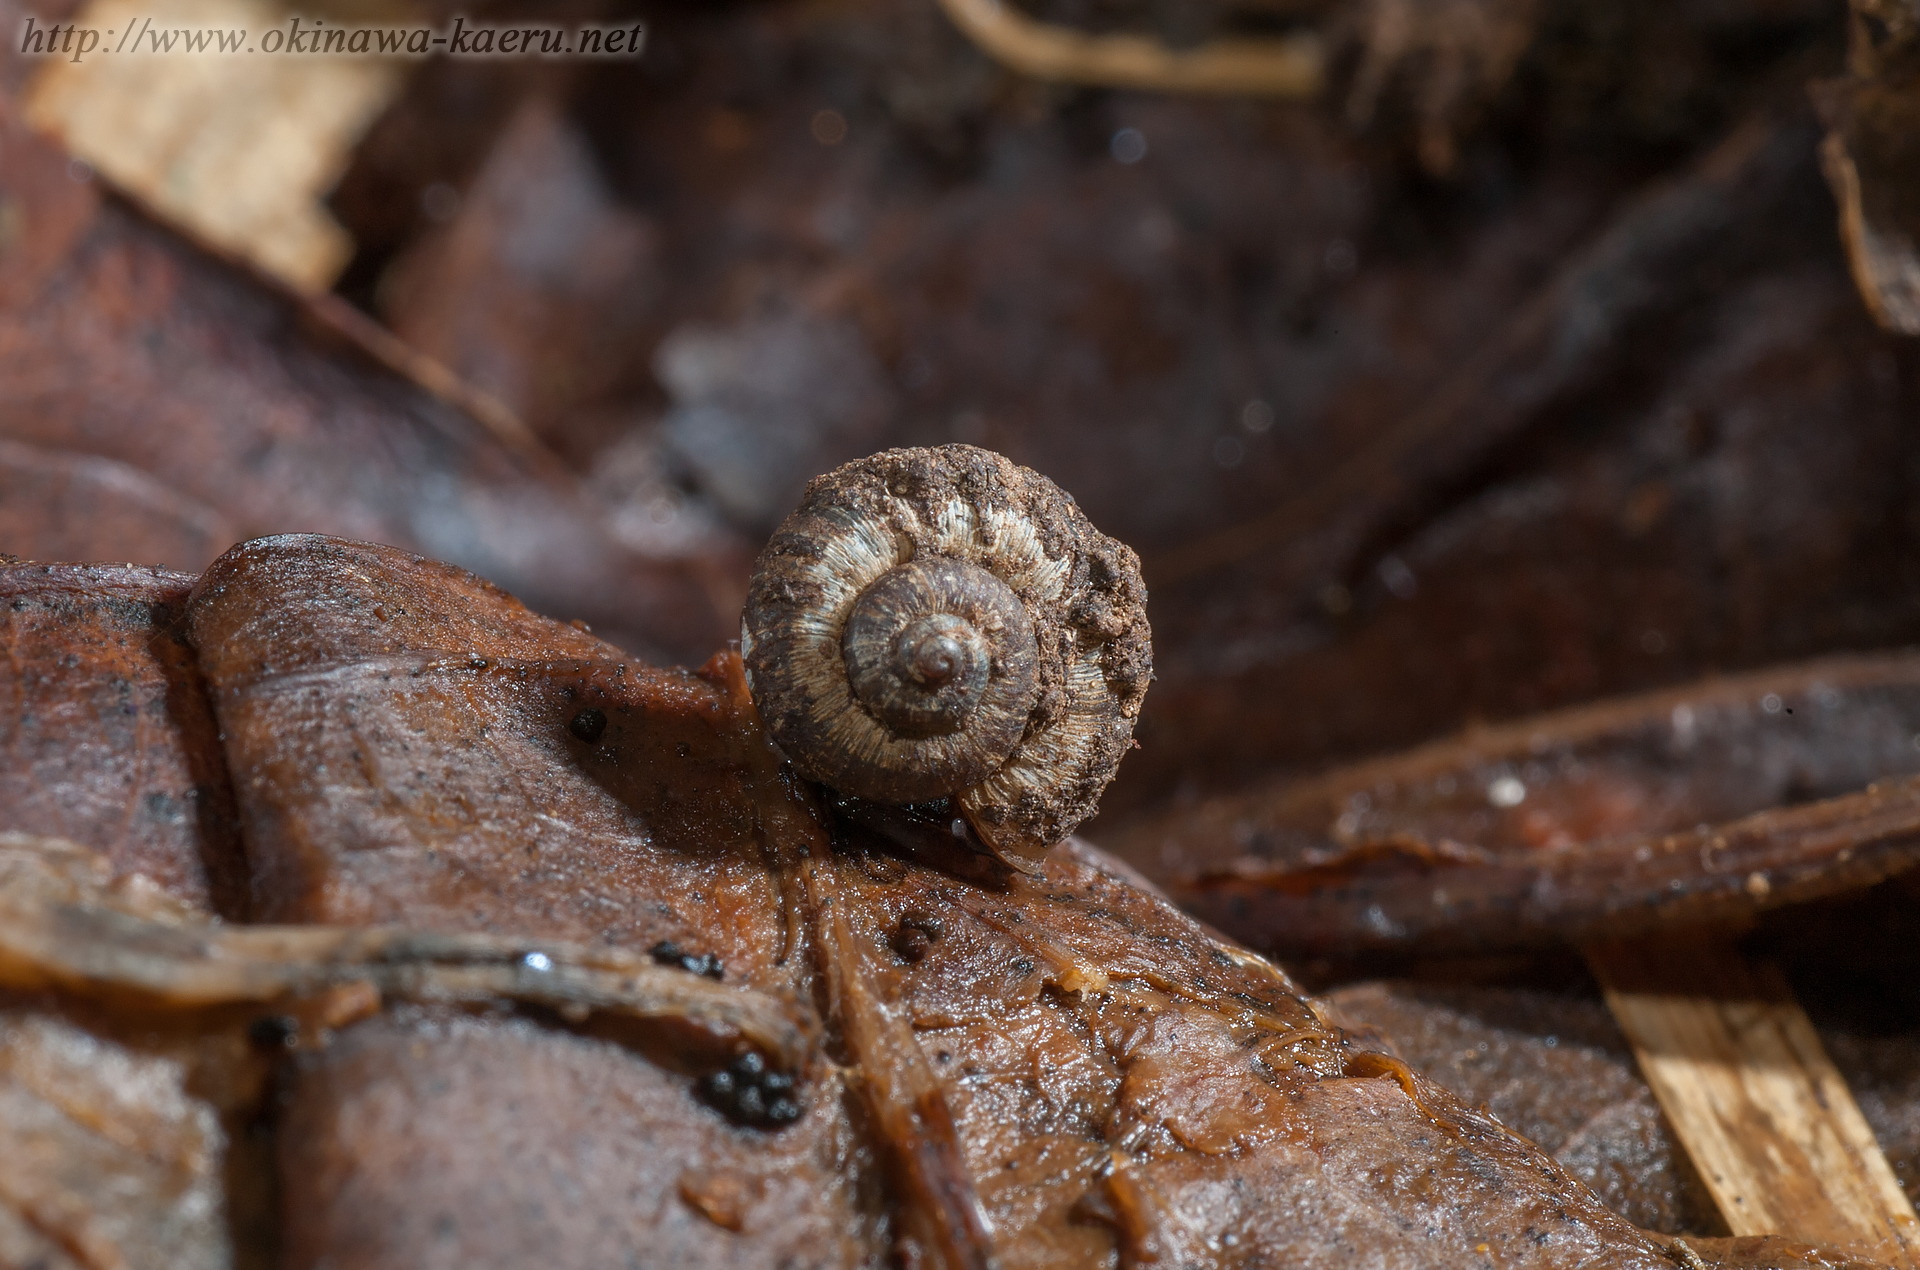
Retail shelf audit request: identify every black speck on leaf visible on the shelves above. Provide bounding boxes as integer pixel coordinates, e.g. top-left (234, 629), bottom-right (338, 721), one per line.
top-left (569, 708), bottom-right (608, 743)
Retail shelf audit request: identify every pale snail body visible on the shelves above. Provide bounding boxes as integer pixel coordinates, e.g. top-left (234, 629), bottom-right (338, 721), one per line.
top-left (742, 445), bottom-right (1152, 871)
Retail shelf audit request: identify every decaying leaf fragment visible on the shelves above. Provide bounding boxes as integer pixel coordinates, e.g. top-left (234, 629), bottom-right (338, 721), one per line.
top-left (1110, 653), bottom-right (1920, 956)
top-left (0, 1009), bottom-right (230, 1270)
top-left (0, 111), bottom-right (736, 661)
top-left (2, 536), bottom-right (1850, 1268)
top-left (24, 0), bottom-right (404, 292)
top-left (0, 562), bottom-right (244, 916)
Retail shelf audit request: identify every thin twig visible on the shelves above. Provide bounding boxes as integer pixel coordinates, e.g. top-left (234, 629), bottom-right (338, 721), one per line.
top-left (934, 0), bottom-right (1323, 97)
top-left (0, 835), bottom-right (813, 1068)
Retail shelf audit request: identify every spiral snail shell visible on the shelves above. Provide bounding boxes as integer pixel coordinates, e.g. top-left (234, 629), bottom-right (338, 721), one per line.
top-left (741, 445), bottom-right (1152, 872)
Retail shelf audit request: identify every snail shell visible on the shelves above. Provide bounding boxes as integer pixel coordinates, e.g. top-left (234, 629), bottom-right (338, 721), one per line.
top-left (741, 445), bottom-right (1152, 871)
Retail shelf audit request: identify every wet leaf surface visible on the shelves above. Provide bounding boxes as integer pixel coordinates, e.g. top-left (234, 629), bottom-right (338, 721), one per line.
top-left (0, 562), bottom-right (243, 917)
top-left (0, 537), bottom-right (1782, 1268)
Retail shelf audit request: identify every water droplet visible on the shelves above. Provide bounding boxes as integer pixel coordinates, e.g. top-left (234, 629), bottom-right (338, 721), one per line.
top-left (1487, 776), bottom-right (1526, 808)
top-left (1110, 127), bottom-right (1148, 164)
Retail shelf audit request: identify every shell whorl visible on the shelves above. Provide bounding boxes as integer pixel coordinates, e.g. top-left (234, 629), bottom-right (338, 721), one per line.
top-left (841, 557), bottom-right (1038, 751)
top-left (742, 445), bottom-right (1152, 871)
